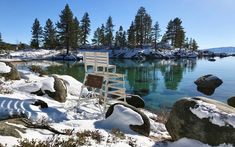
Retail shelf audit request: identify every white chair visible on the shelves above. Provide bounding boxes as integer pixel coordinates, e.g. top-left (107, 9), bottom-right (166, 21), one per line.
top-left (83, 52), bottom-right (116, 73)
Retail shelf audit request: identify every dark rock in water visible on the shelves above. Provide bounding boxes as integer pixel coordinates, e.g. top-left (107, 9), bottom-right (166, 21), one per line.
top-left (166, 97), bottom-right (235, 146)
top-left (106, 102), bottom-right (150, 136)
top-left (227, 96), bottom-right (235, 108)
top-left (31, 89), bottom-right (44, 96)
top-left (197, 86), bottom-right (215, 96)
top-left (32, 99), bottom-right (48, 108)
top-left (194, 74), bottom-right (222, 95)
top-left (208, 58), bottom-right (216, 62)
top-left (0, 62), bottom-right (20, 80)
top-left (45, 75), bottom-right (67, 103)
top-left (118, 94), bottom-right (145, 108)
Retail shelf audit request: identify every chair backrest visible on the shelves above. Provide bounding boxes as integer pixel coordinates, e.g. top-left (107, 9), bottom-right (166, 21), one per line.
top-left (83, 52), bottom-right (109, 72)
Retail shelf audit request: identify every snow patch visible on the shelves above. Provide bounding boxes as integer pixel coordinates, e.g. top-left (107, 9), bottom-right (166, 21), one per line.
top-left (0, 62), bottom-right (11, 73)
top-left (190, 100), bottom-right (235, 128)
top-left (97, 104), bottom-right (143, 134)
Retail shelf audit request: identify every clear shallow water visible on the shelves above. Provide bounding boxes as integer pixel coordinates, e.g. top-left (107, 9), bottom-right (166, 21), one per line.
top-left (17, 57), bottom-right (235, 112)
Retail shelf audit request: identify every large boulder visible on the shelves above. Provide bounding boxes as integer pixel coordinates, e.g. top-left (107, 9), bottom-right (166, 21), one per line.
top-left (118, 94), bottom-right (145, 108)
top-left (0, 62), bottom-right (20, 80)
top-left (227, 96), bottom-right (235, 108)
top-left (194, 74), bottom-right (222, 95)
top-left (106, 102), bottom-right (150, 136)
top-left (45, 75), bottom-right (67, 102)
top-left (166, 97), bottom-right (235, 146)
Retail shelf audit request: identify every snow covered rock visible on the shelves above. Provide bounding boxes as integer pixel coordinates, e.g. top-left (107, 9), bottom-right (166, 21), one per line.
top-left (118, 94), bottom-right (145, 108)
top-left (227, 96), bottom-right (235, 108)
top-left (31, 99), bottom-right (48, 108)
top-left (166, 97), bottom-right (235, 146)
top-left (44, 75), bottom-right (67, 102)
top-left (0, 62), bottom-right (20, 80)
top-left (105, 102), bottom-right (150, 136)
top-left (194, 74), bottom-right (223, 95)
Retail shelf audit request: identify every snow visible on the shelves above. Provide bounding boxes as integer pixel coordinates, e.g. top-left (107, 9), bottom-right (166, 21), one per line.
top-left (190, 100), bottom-right (235, 128)
top-left (0, 62), bottom-right (11, 73)
top-left (56, 74), bottom-right (89, 96)
top-left (95, 104), bottom-right (144, 134)
top-left (0, 60), bottom-right (234, 146)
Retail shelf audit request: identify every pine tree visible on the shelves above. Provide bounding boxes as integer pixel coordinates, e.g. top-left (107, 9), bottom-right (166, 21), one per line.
top-left (57, 4), bottom-right (74, 54)
top-left (127, 21), bottom-right (136, 48)
top-left (0, 32), bottom-right (2, 43)
top-left (71, 17), bottom-right (81, 49)
top-left (92, 27), bottom-right (100, 46)
top-left (43, 19), bottom-right (57, 49)
top-left (192, 39), bottom-right (198, 51)
top-left (30, 18), bottom-right (43, 49)
top-left (134, 7), bottom-right (152, 48)
top-left (114, 26), bottom-right (126, 48)
top-left (105, 16), bottom-right (114, 47)
top-left (80, 12), bottom-right (91, 46)
top-left (152, 21), bottom-right (161, 49)
top-left (184, 37), bottom-right (189, 49)
top-left (99, 24), bottom-right (105, 46)
top-left (163, 17), bottom-right (185, 49)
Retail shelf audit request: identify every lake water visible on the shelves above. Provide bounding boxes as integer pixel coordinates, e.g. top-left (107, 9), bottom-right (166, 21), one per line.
top-left (17, 57), bottom-right (235, 112)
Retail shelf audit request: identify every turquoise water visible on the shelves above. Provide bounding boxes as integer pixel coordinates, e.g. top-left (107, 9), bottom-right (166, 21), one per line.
top-left (17, 57), bottom-right (235, 112)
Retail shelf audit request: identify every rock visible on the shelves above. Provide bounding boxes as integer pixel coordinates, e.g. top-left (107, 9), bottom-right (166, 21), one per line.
top-left (118, 94), bottom-right (145, 108)
top-left (194, 74), bottom-right (222, 95)
top-left (106, 102), bottom-right (150, 136)
top-left (227, 96), bottom-right (235, 108)
top-left (45, 76), bottom-right (67, 102)
top-left (31, 99), bottom-right (48, 108)
top-left (208, 58), bottom-right (216, 62)
top-left (0, 118), bottom-right (26, 138)
top-left (31, 89), bottom-right (44, 96)
top-left (166, 97), bottom-right (235, 146)
top-left (0, 62), bottom-right (20, 80)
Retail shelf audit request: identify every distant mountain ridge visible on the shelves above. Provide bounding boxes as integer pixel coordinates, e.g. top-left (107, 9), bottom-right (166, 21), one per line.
top-left (201, 47), bottom-right (235, 54)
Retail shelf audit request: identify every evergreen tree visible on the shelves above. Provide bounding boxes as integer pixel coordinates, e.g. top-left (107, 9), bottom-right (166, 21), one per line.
top-left (43, 19), bottom-right (57, 49)
top-left (0, 32), bottom-right (2, 43)
top-left (57, 4), bottom-right (74, 54)
top-left (30, 18), bottom-right (43, 49)
top-left (92, 27), bottom-right (100, 46)
top-left (127, 21), bottom-right (136, 48)
top-left (99, 24), bottom-right (105, 46)
top-left (184, 37), bottom-right (189, 49)
top-left (71, 17), bottom-right (81, 49)
top-left (134, 7), bottom-right (152, 48)
top-left (163, 17), bottom-right (185, 48)
top-left (80, 12), bottom-right (91, 46)
top-left (115, 26), bottom-right (126, 48)
top-left (152, 21), bottom-right (161, 49)
top-left (105, 16), bottom-right (114, 47)
top-left (192, 39), bottom-right (198, 51)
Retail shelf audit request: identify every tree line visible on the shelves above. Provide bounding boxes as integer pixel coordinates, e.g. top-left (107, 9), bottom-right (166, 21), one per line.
top-left (1, 4), bottom-right (199, 52)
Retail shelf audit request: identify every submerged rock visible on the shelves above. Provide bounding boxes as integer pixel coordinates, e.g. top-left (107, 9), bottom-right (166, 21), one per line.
top-left (0, 62), bottom-right (20, 80)
top-left (166, 97), bottom-right (235, 146)
top-left (194, 74), bottom-right (222, 95)
top-left (106, 102), bottom-right (150, 136)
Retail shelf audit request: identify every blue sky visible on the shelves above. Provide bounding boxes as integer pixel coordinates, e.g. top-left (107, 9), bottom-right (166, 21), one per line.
top-left (0, 0), bottom-right (234, 49)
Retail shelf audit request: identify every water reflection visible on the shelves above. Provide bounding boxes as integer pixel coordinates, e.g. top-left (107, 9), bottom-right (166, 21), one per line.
top-left (111, 59), bottom-right (197, 95)
top-left (16, 57), bottom-right (235, 112)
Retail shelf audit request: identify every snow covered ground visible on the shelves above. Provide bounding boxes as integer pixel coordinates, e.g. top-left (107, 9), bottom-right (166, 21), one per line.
top-left (0, 60), bottom-right (233, 146)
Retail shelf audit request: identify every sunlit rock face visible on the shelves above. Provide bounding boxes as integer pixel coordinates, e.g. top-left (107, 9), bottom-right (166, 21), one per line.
top-left (166, 97), bottom-right (235, 146)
